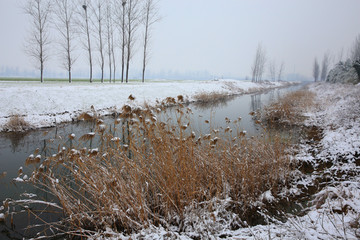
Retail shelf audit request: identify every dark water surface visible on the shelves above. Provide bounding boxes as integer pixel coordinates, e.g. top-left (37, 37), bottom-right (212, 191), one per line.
top-left (0, 83), bottom-right (305, 239)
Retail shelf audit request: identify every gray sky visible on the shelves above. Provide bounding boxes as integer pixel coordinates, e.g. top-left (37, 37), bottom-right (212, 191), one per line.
top-left (1, 0), bottom-right (360, 79)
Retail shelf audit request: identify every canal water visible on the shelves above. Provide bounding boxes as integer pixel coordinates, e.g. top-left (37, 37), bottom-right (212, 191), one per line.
top-left (0, 83), bottom-right (305, 239)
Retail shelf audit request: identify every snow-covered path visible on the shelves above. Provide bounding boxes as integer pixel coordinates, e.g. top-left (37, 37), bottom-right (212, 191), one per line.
top-left (0, 79), bottom-right (293, 131)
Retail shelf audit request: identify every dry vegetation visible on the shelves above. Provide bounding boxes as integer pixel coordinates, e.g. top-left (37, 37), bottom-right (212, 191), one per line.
top-left (4, 114), bottom-right (31, 132)
top-left (261, 89), bottom-right (315, 125)
top-left (20, 102), bottom-right (292, 237)
top-left (193, 91), bottom-right (230, 103)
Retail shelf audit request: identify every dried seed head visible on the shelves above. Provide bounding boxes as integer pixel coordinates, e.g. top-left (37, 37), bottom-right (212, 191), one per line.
top-left (177, 95), bottom-right (184, 102)
top-left (128, 94), bottom-right (135, 101)
top-left (69, 133), bottom-right (76, 140)
top-left (122, 105), bottom-right (132, 113)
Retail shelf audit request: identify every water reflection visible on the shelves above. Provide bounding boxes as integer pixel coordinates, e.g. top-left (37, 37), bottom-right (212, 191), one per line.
top-left (251, 94), bottom-right (262, 112)
top-left (2, 132), bottom-right (30, 153)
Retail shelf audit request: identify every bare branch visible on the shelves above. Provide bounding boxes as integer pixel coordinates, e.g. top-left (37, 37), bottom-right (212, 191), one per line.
top-left (24, 0), bottom-right (52, 83)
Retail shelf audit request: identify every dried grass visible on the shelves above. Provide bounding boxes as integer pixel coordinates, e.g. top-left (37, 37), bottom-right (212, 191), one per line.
top-left (262, 89), bottom-right (315, 125)
top-left (4, 114), bottom-right (31, 132)
top-left (193, 91), bottom-right (230, 103)
top-left (26, 104), bottom-right (292, 235)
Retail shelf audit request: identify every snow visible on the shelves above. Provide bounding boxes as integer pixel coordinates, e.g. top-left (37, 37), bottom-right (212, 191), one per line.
top-left (6, 80), bottom-right (359, 239)
top-left (86, 82), bottom-right (360, 239)
top-left (0, 79), bottom-right (294, 131)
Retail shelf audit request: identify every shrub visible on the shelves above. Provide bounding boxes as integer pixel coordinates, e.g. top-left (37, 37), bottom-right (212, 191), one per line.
top-left (4, 114), bottom-right (31, 132)
top-left (262, 89), bottom-right (315, 125)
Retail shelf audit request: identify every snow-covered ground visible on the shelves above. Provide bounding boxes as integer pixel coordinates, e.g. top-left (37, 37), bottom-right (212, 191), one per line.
top-left (0, 79), bottom-right (293, 132)
top-left (3, 80), bottom-right (359, 239)
top-left (87, 82), bottom-right (360, 239)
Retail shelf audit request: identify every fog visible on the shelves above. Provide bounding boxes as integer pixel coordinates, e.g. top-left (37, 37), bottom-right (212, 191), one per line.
top-left (1, 0), bottom-right (360, 79)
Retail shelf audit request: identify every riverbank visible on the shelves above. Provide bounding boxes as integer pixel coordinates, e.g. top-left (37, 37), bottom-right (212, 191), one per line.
top-left (0, 79), bottom-right (296, 132)
top-left (229, 82), bottom-right (360, 239)
top-left (86, 82), bottom-right (359, 239)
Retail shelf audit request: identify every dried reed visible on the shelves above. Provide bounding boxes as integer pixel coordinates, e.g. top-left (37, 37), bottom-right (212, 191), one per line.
top-left (262, 89), bottom-right (315, 125)
top-left (4, 114), bottom-right (31, 132)
top-left (193, 91), bottom-right (230, 103)
top-left (26, 103), bottom-right (292, 236)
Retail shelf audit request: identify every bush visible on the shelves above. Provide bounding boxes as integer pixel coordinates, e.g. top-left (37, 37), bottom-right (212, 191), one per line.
top-left (4, 114), bottom-right (31, 132)
top-left (262, 89), bottom-right (315, 125)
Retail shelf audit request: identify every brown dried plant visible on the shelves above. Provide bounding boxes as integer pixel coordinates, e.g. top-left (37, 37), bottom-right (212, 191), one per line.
top-left (4, 114), bottom-right (31, 132)
top-left (26, 103), bottom-right (292, 235)
top-left (262, 89), bottom-right (315, 125)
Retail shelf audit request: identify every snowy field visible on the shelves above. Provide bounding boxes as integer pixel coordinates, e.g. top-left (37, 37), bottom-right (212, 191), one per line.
top-left (0, 79), bottom-right (293, 131)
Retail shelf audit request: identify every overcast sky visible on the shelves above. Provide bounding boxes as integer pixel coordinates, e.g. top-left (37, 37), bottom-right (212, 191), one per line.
top-left (1, 0), bottom-right (360, 79)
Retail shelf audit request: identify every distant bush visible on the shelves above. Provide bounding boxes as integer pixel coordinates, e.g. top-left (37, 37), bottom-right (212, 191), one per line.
top-left (4, 114), bottom-right (31, 132)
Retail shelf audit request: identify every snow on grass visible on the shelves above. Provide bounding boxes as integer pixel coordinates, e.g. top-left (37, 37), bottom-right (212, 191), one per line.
top-left (87, 82), bottom-right (360, 239)
top-left (0, 79), bottom-right (294, 131)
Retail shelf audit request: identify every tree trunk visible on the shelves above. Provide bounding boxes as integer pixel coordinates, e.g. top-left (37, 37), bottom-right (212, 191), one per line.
top-left (85, 8), bottom-right (93, 83)
top-left (142, 11), bottom-right (149, 83)
top-left (121, 4), bottom-right (125, 83)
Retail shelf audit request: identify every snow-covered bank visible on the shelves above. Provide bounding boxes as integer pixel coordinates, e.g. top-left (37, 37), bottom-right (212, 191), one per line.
top-left (0, 79), bottom-right (295, 132)
top-left (231, 82), bottom-right (360, 239)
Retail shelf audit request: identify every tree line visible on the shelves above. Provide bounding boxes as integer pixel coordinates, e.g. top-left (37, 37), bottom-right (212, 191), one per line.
top-left (312, 34), bottom-right (360, 82)
top-left (250, 43), bottom-right (284, 83)
top-left (24, 0), bottom-right (160, 83)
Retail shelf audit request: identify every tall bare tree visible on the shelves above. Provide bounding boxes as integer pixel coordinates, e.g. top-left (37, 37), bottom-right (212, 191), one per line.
top-left (125, 0), bottom-right (141, 83)
top-left (92, 0), bottom-right (105, 83)
top-left (114, 0), bottom-right (127, 83)
top-left (76, 0), bottom-right (94, 83)
top-left (141, 0), bottom-right (160, 83)
top-left (277, 62), bottom-right (285, 81)
top-left (313, 58), bottom-right (320, 82)
top-left (268, 60), bottom-right (276, 81)
top-left (24, 0), bottom-right (52, 83)
top-left (54, 0), bottom-right (76, 83)
top-left (105, 0), bottom-right (116, 83)
top-left (251, 44), bottom-right (267, 82)
top-left (320, 53), bottom-right (330, 81)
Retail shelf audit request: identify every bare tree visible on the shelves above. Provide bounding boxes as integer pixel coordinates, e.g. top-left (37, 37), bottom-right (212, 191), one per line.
top-left (251, 43), bottom-right (266, 82)
top-left (320, 53), bottom-right (330, 81)
top-left (313, 58), bottom-right (320, 82)
top-left (76, 0), bottom-right (94, 83)
top-left (351, 34), bottom-right (360, 62)
top-left (24, 0), bottom-right (52, 83)
top-left (105, 0), bottom-right (117, 83)
top-left (54, 0), bottom-right (77, 83)
top-left (277, 62), bottom-right (285, 81)
top-left (141, 0), bottom-right (160, 83)
top-left (125, 0), bottom-right (141, 83)
top-left (268, 60), bottom-right (276, 81)
top-left (92, 0), bottom-right (105, 83)
top-left (114, 0), bottom-right (127, 83)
